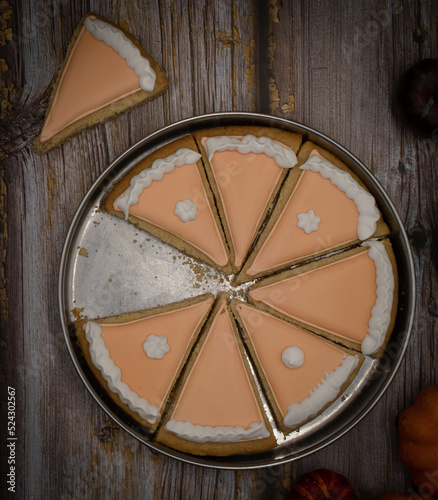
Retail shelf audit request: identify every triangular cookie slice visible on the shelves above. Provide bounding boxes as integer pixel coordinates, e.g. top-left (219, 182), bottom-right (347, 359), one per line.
top-left (194, 126), bottom-right (302, 273)
top-left (248, 240), bottom-right (398, 357)
top-left (157, 295), bottom-right (276, 456)
top-left (34, 13), bottom-right (168, 154)
top-left (75, 294), bottom-right (214, 430)
top-left (237, 141), bottom-right (389, 283)
top-left (231, 301), bottom-right (362, 433)
top-left (103, 135), bottom-right (231, 272)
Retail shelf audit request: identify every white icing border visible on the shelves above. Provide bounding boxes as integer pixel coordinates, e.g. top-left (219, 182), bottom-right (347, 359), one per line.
top-left (361, 240), bottom-right (395, 355)
top-left (114, 148), bottom-right (202, 219)
top-left (300, 154), bottom-right (380, 239)
top-left (165, 419), bottom-right (270, 443)
top-left (85, 321), bottom-right (161, 423)
top-left (204, 135), bottom-right (298, 169)
top-left (84, 17), bottom-right (156, 92)
top-left (284, 355), bottom-right (359, 428)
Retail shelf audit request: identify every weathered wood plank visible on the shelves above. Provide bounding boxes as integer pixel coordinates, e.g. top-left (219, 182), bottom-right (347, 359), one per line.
top-left (1, 0), bottom-right (437, 498)
top-left (265, 0), bottom-right (438, 497)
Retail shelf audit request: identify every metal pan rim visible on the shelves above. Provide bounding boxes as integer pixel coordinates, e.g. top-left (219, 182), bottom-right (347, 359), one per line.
top-left (58, 112), bottom-right (415, 469)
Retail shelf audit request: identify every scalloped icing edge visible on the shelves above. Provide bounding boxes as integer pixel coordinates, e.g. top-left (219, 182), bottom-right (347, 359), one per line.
top-left (300, 153), bottom-right (380, 239)
top-left (114, 148), bottom-right (202, 219)
top-left (361, 240), bottom-right (395, 355)
top-left (284, 354), bottom-right (359, 428)
top-left (84, 16), bottom-right (156, 92)
top-left (85, 321), bottom-right (161, 423)
top-left (165, 419), bottom-right (270, 443)
top-left (204, 135), bottom-right (298, 169)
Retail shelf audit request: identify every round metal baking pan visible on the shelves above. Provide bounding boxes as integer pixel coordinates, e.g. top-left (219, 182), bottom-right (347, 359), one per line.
top-left (59, 112), bottom-right (415, 469)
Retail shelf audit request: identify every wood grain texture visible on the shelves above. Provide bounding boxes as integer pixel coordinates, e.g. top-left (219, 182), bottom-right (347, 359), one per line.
top-left (1, 0), bottom-right (437, 499)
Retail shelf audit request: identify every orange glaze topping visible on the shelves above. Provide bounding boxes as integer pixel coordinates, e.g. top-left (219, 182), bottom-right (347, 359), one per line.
top-left (235, 303), bottom-right (346, 416)
top-left (247, 168), bottom-right (360, 275)
top-left (127, 162), bottom-right (229, 266)
top-left (99, 297), bottom-right (214, 410)
top-left (249, 251), bottom-right (377, 344)
top-left (171, 302), bottom-right (263, 427)
top-left (203, 140), bottom-right (284, 268)
top-left (40, 26), bottom-right (140, 142)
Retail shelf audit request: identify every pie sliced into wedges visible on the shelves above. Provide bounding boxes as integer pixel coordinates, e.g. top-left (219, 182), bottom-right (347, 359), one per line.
top-left (157, 295), bottom-right (276, 455)
top-left (76, 294), bottom-right (214, 430)
top-left (238, 141), bottom-right (389, 283)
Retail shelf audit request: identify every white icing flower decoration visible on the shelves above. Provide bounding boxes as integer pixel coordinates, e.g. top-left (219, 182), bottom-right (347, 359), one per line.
top-left (143, 335), bottom-right (170, 359)
top-left (282, 346), bottom-right (305, 369)
top-left (174, 199), bottom-right (198, 222)
top-left (297, 209), bottom-right (321, 234)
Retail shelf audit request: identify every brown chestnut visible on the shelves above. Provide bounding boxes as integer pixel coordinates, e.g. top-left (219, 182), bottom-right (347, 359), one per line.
top-left (394, 58), bottom-right (438, 138)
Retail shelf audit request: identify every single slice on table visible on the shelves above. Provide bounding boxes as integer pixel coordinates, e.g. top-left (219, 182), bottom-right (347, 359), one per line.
top-left (248, 240), bottom-right (398, 357)
top-left (193, 126), bottom-right (302, 273)
top-left (156, 294), bottom-right (276, 456)
top-left (75, 294), bottom-right (214, 430)
top-left (34, 12), bottom-right (168, 154)
top-left (103, 135), bottom-right (232, 273)
top-left (231, 301), bottom-right (363, 433)
top-left (237, 141), bottom-right (390, 283)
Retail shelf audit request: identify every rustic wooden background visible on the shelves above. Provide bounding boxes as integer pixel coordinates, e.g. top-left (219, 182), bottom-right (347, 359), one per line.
top-left (1, 0), bottom-right (437, 498)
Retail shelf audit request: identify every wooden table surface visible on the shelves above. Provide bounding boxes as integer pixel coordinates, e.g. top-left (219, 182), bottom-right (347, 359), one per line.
top-left (1, 1), bottom-right (437, 498)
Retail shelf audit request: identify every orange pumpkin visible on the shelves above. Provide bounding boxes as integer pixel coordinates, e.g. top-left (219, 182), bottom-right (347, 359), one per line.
top-left (399, 385), bottom-right (438, 496)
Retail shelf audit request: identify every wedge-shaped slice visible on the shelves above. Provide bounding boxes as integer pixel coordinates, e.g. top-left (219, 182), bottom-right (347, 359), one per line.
top-left (231, 301), bottom-right (362, 433)
top-left (34, 12), bottom-right (168, 154)
top-left (157, 295), bottom-right (276, 456)
top-left (103, 135), bottom-right (231, 272)
top-left (237, 141), bottom-right (389, 283)
top-left (75, 294), bottom-right (214, 430)
top-left (248, 240), bottom-right (398, 357)
top-left (194, 126), bottom-right (302, 273)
